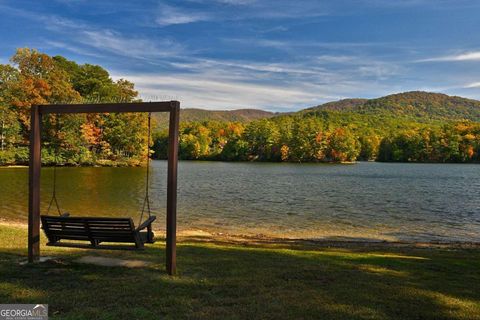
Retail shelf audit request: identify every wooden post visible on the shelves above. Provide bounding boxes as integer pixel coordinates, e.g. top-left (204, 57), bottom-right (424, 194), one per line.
top-left (28, 105), bottom-right (41, 262)
top-left (166, 101), bottom-right (180, 275)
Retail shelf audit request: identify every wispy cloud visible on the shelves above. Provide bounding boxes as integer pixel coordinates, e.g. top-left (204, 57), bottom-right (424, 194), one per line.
top-left (225, 38), bottom-right (401, 52)
top-left (154, 1), bottom-right (329, 27)
top-left (465, 82), bottom-right (480, 88)
top-left (186, 0), bottom-right (256, 4)
top-left (0, 4), bottom-right (185, 62)
top-left (109, 52), bottom-right (403, 110)
top-left (112, 72), bottom-right (336, 110)
top-left (40, 15), bottom-right (186, 61)
top-left (80, 30), bottom-right (183, 59)
top-left (206, 0), bottom-right (256, 5)
top-left (170, 58), bottom-right (327, 77)
top-left (44, 40), bottom-right (105, 58)
top-left (419, 51), bottom-right (480, 62)
top-left (156, 4), bottom-right (210, 26)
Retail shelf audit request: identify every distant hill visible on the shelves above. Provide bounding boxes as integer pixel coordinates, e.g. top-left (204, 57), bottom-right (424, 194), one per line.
top-left (154, 108), bottom-right (276, 128)
top-left (304, 91), bottom-right (480, 122)
top-left (303, 98), bottom-right (368, 112)
top-left (155, 92), bottom-right (480, 129)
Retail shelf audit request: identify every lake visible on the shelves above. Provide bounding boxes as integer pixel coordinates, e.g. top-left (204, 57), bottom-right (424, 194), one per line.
top-left (1, 161), bottom-right (479, 242)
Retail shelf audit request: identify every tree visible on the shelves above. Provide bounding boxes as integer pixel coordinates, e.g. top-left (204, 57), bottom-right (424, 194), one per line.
top-left (288, 116), bottom-right (324, 162)
top-left (243, 119), bottom-right (280, 161)
top-left (0, 64), bottom-right (21, 149)
top-left (9, 48), bottom-right (81, 137)
top-left (358, 133), bottom-right (380, 160)
top-left (326, 127), bottom-right (360, 162)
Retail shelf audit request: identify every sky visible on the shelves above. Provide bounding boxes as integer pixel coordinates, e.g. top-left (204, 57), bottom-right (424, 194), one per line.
top-left (1, 0), bottom-right (480, 111)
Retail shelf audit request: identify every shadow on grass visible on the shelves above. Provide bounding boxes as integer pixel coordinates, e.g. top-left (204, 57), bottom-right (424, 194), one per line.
top-left (0, 232), bottom-right (479, 319)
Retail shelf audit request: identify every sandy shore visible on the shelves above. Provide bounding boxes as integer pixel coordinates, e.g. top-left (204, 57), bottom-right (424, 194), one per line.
top-left (0, 165), bottom-right (28, 168)
top-left (2, 219), bottom-right (479, 249)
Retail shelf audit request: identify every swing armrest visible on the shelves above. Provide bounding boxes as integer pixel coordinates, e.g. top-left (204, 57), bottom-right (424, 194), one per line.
top-left (136, 216), bottom-right (156, 232)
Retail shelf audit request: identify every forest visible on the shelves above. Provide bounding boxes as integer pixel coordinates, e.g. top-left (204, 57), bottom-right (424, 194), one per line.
top-left (153, 116), bottom-right (480, 163)
top-left (1, 48), bottom-right (480, 165)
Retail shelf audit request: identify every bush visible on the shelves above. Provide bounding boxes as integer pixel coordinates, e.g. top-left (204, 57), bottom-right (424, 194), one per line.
top-left (0, 150), bottom-right (16, 165)
top-left (14, 147), bottom-right (29, 165)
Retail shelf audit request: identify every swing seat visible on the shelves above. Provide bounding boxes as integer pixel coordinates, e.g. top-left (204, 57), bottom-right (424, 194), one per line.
top-left (41, 215), bottom-right (156, 250)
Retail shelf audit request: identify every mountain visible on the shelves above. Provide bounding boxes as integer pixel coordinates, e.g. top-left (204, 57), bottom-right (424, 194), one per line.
top-left (304, 91), bottom-right (480, 122)
top-left (155, 92), bottom-right (480, 129)
top-left (303, 98), bottom-right (368, 112)
top-left (154, 108), bottom-right (276, 128)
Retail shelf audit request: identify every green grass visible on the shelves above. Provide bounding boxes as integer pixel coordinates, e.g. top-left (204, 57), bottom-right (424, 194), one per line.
top-left (0, 224), bottom-right (479, 319)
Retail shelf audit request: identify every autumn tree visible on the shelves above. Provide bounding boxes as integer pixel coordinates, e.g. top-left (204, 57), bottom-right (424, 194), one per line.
top-left (9, 48), bottom-right (81, 135)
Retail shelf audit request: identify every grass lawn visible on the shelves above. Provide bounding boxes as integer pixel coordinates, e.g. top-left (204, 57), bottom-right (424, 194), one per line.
top-left (0, 224), bottom-right (479, 319)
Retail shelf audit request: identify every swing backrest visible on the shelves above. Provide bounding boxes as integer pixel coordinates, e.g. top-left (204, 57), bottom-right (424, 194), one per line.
top-left (41, 215), bottom-right (139, 245)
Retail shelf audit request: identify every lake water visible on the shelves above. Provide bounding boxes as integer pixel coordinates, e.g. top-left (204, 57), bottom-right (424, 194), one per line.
top-left (1, 161), bottom-right (479, 242)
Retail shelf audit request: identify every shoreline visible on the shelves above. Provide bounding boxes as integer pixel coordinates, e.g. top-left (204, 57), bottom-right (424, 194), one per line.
top-left (2, 220), bottom-right (479, 249)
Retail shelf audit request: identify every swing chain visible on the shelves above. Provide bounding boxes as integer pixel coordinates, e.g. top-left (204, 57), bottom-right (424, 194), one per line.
top-left (46, 114), bottom-right (62, 216)
top-left (139, 112), bottom-right (152, 225)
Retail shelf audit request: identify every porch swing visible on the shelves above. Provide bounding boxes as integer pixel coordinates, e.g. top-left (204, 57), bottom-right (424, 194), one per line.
top-left (41, 113), bottom-right (156, 250)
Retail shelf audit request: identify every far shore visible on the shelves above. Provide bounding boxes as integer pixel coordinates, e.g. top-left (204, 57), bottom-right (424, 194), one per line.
top-left (0, 165), bottom-right (28, 168)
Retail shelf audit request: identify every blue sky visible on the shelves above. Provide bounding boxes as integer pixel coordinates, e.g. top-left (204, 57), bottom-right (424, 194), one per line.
top-left (1, 0), bottom-right (480, 111)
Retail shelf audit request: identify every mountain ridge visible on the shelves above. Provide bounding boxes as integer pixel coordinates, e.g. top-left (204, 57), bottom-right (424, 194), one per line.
top-left (304, 91), bottom-right (480, 122)
top-left (154, 91), bottom-right (480, 128)
top-left (153, 108), bottom-right (277, 128)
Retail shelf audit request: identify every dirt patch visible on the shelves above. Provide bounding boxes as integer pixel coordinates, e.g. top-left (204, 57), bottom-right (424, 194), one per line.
top-left (76, 256), bottom-right (151, 268)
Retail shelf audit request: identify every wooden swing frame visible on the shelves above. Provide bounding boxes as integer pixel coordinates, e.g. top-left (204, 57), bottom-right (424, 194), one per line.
top-left (28, 101), bottom-right (180, 275)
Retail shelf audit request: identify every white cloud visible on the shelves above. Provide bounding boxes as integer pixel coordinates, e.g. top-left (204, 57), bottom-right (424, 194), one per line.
top-left (171, 58), bottom-right (326, 76)
top-left (154, 1), bottom-right (329, 27)
top-left (186, 0), bottom-right (256, 4)
top-left (79, 30), bottom-right (183, 59)
top-left (156, 4), bottom-right (210, 26)
top-left (44, 40), bottom-right (105, 58)
top-left (41, 16), bottom-right (185, 61)
top-left (213, 0), bottom-right (256, 4)
top-left (419, 51), bottom-right (480, 62)
top-left (112, 73), bottom-right (330, 110)
top-left (104, 49), bottom-right (404, 111)
top-left (315, 55), bottom-right (356, 63)
top-left (465, 82), bottom-right (480, 88)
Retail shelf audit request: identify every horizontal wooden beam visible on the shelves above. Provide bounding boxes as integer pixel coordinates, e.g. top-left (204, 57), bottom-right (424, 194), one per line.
top-left (39, 101), bottom-right (179, 114)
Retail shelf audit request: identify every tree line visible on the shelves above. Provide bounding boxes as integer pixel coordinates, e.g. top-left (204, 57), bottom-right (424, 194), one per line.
top-left (153, 116), bottom-right (480, 163)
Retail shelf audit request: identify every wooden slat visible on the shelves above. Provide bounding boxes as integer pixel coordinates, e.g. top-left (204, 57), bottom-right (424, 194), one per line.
top-left (47, 229), bottom-right (88, 235)
top-left (39, 101), bottom-right (178, 114)
top-left (90, 237), bottom-right (134, 241)
top-left (48, 233), bottom-right (90, 240)
top-left (42, 216), bottom-right (132, 221)
top-left (90, 231), bottom-right (134, 236)
top-left (47, 242), bottom-right (141, 250)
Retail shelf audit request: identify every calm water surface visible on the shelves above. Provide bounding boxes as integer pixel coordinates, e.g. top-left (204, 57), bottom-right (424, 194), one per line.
top-left (1, 161), bottom-right (479, 242)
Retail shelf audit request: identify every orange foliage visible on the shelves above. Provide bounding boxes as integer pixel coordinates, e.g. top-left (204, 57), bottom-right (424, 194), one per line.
top-left (280, 144), bottom-right (289, 161)
top-left (81, 123), bottom-right (102, 145)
